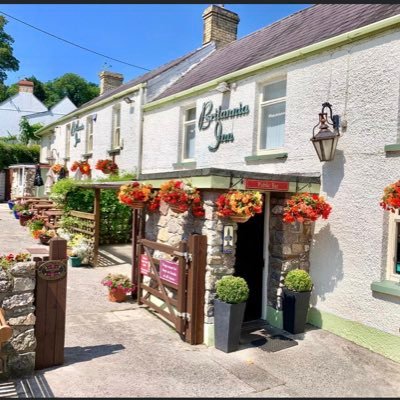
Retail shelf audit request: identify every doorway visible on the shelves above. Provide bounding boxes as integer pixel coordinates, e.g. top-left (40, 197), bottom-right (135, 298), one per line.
top-left (234, 201), bottom-right (266, 322)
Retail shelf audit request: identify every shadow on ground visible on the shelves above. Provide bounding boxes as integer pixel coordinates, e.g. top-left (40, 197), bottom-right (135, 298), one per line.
top-left (63, 344), bottom-right (125, 366)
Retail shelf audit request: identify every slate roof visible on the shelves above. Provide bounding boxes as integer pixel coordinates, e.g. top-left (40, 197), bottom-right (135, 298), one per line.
top-left (155, 4), bottom-right (400, 101)
top-left (75, 44), bottom-right (213, 111)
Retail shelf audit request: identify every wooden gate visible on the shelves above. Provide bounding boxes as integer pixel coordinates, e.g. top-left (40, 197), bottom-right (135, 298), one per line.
top-left (137, 235), bottom-right (206, 345)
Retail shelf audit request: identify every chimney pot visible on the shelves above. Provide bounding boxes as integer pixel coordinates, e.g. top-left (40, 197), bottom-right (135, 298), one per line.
top-left (202, 5), bottom-right (239, 48)
top-left (18, 80), bottom-right (34, 94)
top-left (99, 71), bottom-right (124, 95)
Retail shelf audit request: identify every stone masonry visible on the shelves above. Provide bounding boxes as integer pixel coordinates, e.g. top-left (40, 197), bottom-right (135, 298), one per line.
top-left (268, 193), bottom-right (313, 311)
top-left (0, 261), bottom-right (36, 378)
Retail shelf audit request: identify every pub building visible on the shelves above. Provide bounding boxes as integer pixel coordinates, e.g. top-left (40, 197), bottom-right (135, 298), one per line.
top-left (38, 4), bottom-right (400, 360)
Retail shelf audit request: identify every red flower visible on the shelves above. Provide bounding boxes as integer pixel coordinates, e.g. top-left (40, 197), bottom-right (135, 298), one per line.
top-left (95, 159), bottom-right (118, 174)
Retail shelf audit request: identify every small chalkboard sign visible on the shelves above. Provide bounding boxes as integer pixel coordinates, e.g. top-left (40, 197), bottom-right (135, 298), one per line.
top-left (37, 260), bottom-right (67, 281)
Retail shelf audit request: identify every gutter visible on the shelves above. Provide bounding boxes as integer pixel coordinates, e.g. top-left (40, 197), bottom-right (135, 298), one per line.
top-left (36, 82), bottom-right (147, 136)
top-left (136, 85), bottom-right (146, 176)
top-left (143, 14), bottom-right (400, 112)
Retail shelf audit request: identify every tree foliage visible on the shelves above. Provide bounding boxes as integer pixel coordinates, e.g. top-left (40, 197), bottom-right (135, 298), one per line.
top-left (0, 142), bottom-right (40, 171)
top-left (19, 117), bottom-right (43, 145)
top-left (0, 16), bottom-right (19, 83)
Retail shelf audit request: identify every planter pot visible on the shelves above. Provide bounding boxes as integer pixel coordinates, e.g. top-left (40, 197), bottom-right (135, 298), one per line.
top-left (128, 201), bottom-right (146, 210)
top-left (283, 288), bottom-right (311, 334)
top-left (169, 204), bottom-right (186, 213)
top-left (230, 215), bottom-right (250, 223)
top-left (7, 201), bottom-right (14, 210)
top-left (214, 299), bottom-right (246, 353)
top-left (39, 234), bottom-right (52, 245)
top-left (69, 256), bottom-right (82, 268)
top-left (19, 214), bottom-right (32, 226)
top-left (13, 210), bottom-right (19, 219)
top-left (108, 288), bottom-right (126, 303)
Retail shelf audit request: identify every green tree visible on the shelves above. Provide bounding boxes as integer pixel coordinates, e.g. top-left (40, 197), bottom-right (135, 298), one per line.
top-left (44, 73), bottom-right (99, 108)
top-left (19, 117), bottom-right (43, 145)
top-left (0, 16), bottom-right (19, 83)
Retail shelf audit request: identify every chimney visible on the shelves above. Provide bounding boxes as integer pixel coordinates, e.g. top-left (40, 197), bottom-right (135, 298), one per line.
top-left (202, 5), bottom-right (239, 48)
top-left (18, 80), bottom-right (34, 94)
top-left (99, 71), bottom-right (124, 95)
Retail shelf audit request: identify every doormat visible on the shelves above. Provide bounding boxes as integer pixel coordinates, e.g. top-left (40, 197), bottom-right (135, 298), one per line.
top-left (255, 334), bottom-right (298, 353)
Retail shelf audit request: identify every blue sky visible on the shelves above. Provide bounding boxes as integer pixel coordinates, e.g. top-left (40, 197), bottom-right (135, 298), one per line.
top-left (0, 4), bottom-right (310, 86)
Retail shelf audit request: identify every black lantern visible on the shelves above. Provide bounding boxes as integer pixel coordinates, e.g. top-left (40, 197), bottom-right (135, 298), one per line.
top-left (311, 102), bottom-right (341, 162)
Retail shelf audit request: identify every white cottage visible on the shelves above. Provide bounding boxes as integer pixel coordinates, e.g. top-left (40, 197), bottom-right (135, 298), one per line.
top-left (137, 4), bottom-right (400, 361)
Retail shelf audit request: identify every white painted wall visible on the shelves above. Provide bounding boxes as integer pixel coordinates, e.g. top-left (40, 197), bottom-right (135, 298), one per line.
top-left (142, 28), bottom-right (400, 337)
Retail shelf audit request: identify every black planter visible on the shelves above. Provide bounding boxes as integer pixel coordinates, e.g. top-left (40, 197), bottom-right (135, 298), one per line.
top-left (214, 299), bottom-right (246, 353)
top-left (283, 288), bottom-right (311, 334)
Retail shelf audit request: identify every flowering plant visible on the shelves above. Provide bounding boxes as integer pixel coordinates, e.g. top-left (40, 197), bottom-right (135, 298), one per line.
top-left (101, 273), bottom-right (135, 294)
top-left (380, 180), bottom-right (400, 213)
top-left (118, 182), bottom-right (153, 204)
top-left (159, 180), bottom-right (205, 216)
top-left (0, 253), bottom-right (30, 269)
top-left (147, 192), bottom-right (161, 213)
top-left (32, 229), bottom-right (45, 239)
top-left (71, 161), bottom-right (91, 176)
top-left (95, 159), bottom-right (118, 174)
top-left (216, 190), bottom-right (263, 218)
top-left (68, 234), bottom-right (92, 263)
top-left (39, 229), bottom-right (57, 238)
top-left (51, 163), bottom-right (63, 174)
top-left (282, 193), bottom-right (332, 223)
top-left (27, 215), bottom-right (46, 233)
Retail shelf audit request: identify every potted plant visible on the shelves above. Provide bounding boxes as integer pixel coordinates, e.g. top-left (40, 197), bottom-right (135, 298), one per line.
top-left (39, 229), bottom-right (57, 245)
top-left (380, 180), bottom-right (400, 212)
top-left (68, 234), bottom-right (92, 267)
top-left (214, 275), bottom-right (249, 353)
top-left (118, 182), bottom-right (154, 209)
top-left (71, 160), bottom-right (91, 176)
top-left (68, 249), bottom-right (82, 267)
top-left (19, 209), bottom-right (34, 226)
top-left (101, 273), bottom-right (135, 302)
top-left (215, 190), bottom-right (263, 223)
top-left (159, 179), bottom-right (205, 216)
top-left (95, 159), bottom-right (119, 175)
top-left (27, 215), bottom-right (46, 236)
top-left (7, 200), bottom-right (14, 210)
top-left (282, 193), bottom-right (332, 223)
top-left (0, 253), bottom-right (30, 269)
top-left (282, 269), bottom-right (313, 334)
top-left (51, 163), bottom-right (64, 175)
top-left (12, 202), bottom-right (27, 219)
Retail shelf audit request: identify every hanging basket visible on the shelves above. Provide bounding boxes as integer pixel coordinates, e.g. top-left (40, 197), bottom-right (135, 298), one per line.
top-left (128, 201), bottom-right (146, 210)
top-left (169, 204), bottom-right (186, 214)
top-left (230, 215), bottom-right (250, 223)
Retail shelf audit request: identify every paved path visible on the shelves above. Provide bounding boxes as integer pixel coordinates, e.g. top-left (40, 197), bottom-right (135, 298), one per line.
top-left (1, 203), bottom-right (399, 397)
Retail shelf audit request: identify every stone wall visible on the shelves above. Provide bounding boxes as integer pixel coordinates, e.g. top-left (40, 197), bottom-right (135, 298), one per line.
top-left (268, 193), bottom-right (313, 311)
top-left (0, 261), bottom-right (36, 378)
top-left (10, 168), bottom-right (35, 199)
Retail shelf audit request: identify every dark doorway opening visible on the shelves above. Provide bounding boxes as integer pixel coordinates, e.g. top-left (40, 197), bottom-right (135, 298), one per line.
top-left (234, 205), bottom-right (265, 322)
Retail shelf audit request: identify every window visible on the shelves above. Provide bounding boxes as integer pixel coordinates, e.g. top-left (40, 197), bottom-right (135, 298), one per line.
top-left (86, 116), bottom-right (94, 153)
top-left (387, 211), bottom-right (400, 281)
top-left (112, 105), bottom-right (121, 150)
top-left (65, 124), bottom-right (71, 158)
top-left (182, 107), bottom-right (196, 160)
top-left (259, 79), bottom-right (287, 151)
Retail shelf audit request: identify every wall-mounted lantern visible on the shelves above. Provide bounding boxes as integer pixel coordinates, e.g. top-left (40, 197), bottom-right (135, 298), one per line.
top-left (311, 102), bottom-right (341, 162)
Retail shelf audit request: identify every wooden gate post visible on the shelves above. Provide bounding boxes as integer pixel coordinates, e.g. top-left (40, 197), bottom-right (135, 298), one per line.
top-left (187, 235), bottom-right (207, 345)
top-left (35, 237), bottom-right (68, 370)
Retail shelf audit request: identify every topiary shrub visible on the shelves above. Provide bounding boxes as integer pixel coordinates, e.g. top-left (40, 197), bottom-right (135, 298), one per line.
top-left (215, 276), bottom-right (249, 304)
top-left (284, 269), bottom-right (313, 292)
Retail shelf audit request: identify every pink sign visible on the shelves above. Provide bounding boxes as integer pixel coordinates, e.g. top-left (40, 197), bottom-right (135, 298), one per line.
top-left (139, 254), bottom-right (150, 276)
top-left (159, 259), bottom-right (179, 286)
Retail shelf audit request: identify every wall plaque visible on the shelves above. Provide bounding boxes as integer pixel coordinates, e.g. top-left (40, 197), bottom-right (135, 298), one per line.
top-left (37, 260), bottom-right (67, 281)
top-left (159, 259), bottom-right (179, 285)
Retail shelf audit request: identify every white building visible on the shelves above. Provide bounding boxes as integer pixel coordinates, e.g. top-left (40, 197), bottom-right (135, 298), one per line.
top-left (0, 80), bottom-right (76, 137)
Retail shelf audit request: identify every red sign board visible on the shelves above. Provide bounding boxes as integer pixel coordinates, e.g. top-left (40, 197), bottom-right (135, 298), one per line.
top-left (159, 259), bottom-right (179, 286)
top-left (139, 254), bottom-right (150, 276)
top-left (244, 178), bottom-right (289, 191)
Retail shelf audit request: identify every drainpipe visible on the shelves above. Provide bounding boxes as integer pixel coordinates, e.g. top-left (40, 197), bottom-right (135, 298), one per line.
top-left (137, 83), bottom-right (147, 178)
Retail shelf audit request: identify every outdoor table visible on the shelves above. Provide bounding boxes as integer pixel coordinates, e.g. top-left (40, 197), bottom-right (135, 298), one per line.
top-left (44, 210), bottom-right (63, 229)
top-left (32, 204), bottom-right (55, 216)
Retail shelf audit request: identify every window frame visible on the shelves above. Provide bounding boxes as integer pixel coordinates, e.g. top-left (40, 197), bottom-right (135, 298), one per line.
top-left (111, 104), bottom-right (121, 150)
top-left (86, 116), bottom-right (94, 154)
top-left (386, 210), bottom-right (400, 281)
top-left (181, 105), bottom-right (197, 162)
top-left (257, 77), bottom-right (287, 154)
top-left (65, 124), bottom-right (71, 158)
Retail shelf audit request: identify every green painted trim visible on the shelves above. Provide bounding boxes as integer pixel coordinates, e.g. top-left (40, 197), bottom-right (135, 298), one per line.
top-left (245, 153), bottom-right (288, 163)
top-left (36, 82), bottom-right (146, 136)
top-left (371, 280), bottom-right (400, 297)
top-left (266, 305), bottom-right (283, 329)
top-left (172, 161), bottom-right (197, 169)
top-left (384, 144), bottom-right (400, 152)
top-left (308, 308), bottom-right (400, 363)
top-left (107, 148), bottom-right (121, 155)
top-left (144, 15), bottom-right (400, 112)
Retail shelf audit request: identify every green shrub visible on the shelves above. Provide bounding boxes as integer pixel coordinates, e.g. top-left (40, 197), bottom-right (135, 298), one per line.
top-left (284, 269), bottom-right (313, 292)
top-left (215, 276), bottom-right (249, 304)
top-left (0, 142), bottom-right (40, 171)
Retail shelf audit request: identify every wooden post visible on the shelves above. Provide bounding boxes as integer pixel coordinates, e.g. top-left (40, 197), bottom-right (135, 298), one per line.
top-left (187, 235), bottom-right (207, 345)
top-left (35, 237), bottom-right (68, 370)
top-left (136, 209), bottom-right (145, 305)
top-left (176, 240), bottom-right (188, 337)
top-left (131, 209), bottom-right (138, 299)
top-left (93, 188), bottom-right (101, 267)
